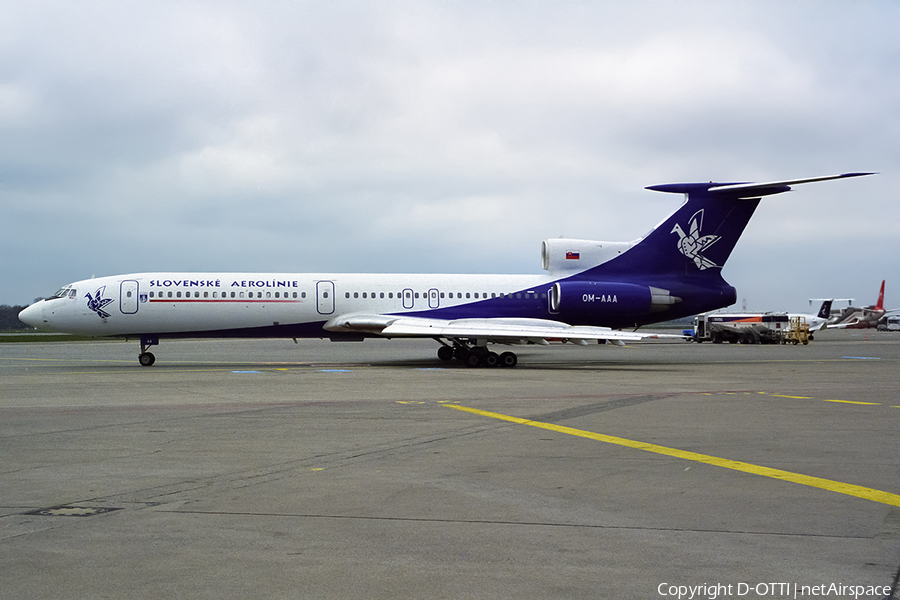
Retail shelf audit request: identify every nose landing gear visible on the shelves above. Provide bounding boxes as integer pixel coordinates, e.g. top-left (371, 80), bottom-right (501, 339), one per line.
top-left (138, 335), bottom-right (159, 367)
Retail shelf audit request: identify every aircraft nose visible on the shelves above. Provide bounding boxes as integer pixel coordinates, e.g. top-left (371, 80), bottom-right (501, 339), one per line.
top-left (18, 302), bottom-right (46, 329)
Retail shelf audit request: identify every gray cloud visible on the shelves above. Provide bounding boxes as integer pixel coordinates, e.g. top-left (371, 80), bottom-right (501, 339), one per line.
top-left (3, 1), bottom-right (898, 312)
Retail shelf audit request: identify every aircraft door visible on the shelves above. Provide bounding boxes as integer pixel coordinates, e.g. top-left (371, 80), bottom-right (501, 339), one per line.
top-left (402, 288), bottom-right (414, 310)
top-left (316, 281), bottom-right (335, 315)
top-left (120, 280), bottom-right (139, 314)
top-left (427, 288), bottom-right (440, 309)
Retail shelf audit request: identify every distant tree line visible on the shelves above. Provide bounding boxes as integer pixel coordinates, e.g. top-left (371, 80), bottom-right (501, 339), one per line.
top-left (0, 305), bottom-right (31, 330)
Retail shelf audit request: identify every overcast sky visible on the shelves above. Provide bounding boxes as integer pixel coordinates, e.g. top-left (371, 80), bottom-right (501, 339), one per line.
top-left (2, 1), bottom-right (897, 313)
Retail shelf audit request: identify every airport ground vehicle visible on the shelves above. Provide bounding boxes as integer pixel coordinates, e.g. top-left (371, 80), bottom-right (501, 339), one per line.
top-left (692, 312), bottom-right (790, 344)
top-left (877, 315), bottom-right (900, 331)
top-left (782, 316), bottom-right (810, 345)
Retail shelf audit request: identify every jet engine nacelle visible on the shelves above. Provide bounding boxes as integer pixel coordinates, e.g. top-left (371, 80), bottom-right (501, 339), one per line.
top-left (550, 281), bottom-right (678, 316)
top-left (550, 281), bottom-right (650, 316)
top-left (541, 238), bottom-right (634, 274)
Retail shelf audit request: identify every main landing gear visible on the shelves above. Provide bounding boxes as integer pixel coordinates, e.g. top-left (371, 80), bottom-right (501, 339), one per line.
top-left (436, 342), bottom-right (518, 368)
top-left (138, 335), bottom-right (159, 367)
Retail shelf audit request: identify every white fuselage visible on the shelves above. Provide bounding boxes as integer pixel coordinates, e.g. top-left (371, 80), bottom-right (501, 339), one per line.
top-left (22, 272), bottom-right (556, 337)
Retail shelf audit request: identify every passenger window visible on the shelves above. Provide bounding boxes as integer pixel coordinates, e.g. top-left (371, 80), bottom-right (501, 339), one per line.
top-left (354, 292), bottom-right (359, 298)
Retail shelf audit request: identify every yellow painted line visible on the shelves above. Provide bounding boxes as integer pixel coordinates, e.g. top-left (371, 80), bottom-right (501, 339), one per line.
top-left (769, 394), bottom-right (812, 399)
top-left (822, 399), bottom-right (880, 406)
top-left (444, 404), bottom-right (900, 508)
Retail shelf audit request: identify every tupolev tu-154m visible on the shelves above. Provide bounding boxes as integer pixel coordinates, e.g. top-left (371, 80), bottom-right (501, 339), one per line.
top-left (19, 172), bottom-right (873, 367)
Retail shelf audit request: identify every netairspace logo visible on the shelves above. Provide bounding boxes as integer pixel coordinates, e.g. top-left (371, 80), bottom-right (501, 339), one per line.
top-left (657, 581), bottom-right (893, 599)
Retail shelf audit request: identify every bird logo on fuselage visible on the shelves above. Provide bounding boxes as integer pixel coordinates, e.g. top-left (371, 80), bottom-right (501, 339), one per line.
top-left (671, 209), bottom-right (720, 270)
top-left (85, 286), bottom-right (114, 319)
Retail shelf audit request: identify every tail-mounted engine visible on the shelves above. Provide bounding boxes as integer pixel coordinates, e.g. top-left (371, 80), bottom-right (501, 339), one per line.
top-left (541, 238), bottom-right (634, 274)
top-left (549, 281), bottom-right (680, 316)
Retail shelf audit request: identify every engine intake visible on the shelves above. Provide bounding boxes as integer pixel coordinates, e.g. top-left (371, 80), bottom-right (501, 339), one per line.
top-left (541, 238), bottom-right (633, 273)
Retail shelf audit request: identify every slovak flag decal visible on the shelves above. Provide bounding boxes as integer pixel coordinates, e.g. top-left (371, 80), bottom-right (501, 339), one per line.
top-left (565, 251), bottom-right (580, 260)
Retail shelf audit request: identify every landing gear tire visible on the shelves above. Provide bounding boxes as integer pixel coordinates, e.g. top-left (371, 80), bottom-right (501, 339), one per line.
top-left (483, 352), bottom-right (500, 368)
top-left (463, 352), bottom-right (481, 368)
top-left (437, 346), bottom-right (454, 361)
top-left (499, 352), bottom-right (518, 368)
top-left (139, 352), bottom-right (156, 367)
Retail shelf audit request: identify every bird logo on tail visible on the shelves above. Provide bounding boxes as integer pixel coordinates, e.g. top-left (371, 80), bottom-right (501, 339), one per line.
top-left (671, 209), bottom-right (721, 270)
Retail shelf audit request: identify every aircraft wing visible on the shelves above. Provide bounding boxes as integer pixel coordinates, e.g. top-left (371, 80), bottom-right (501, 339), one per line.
top-left (323, 313), bottom-right (679, 344)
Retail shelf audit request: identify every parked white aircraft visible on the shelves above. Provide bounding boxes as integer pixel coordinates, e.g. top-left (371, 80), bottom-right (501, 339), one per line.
top-left (791, 300), bottom-right (833, 335)
top-left (19, 173), bottom-right (873, 367)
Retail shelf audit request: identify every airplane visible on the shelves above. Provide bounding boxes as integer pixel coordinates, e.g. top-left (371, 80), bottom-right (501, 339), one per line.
top-left (18, 172), bottom-right (874, 367)
top-left (789, 299), bottom-right (833, 337)
top-left (822, 280), bottom-right (898, 329)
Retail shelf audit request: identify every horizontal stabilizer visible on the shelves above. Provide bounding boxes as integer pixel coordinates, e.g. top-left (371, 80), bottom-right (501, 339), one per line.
top-left (647, 172), bottom-right (875, 198)
top-left (708, 172), bottom-right (875, 197)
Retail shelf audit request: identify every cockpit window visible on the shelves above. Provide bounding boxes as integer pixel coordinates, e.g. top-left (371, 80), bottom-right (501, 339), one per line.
top-left (48, 287), bottom-right (77, 300)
